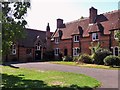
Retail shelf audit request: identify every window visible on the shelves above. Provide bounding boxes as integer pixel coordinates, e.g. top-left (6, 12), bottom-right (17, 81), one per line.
top-left (55, 38), bottom-right (59, 44)
top-left (54, 48), bottom-right (60, 56)
top-left (92, 33), bottom-right (98, 41)
top-left (26, 48), bottom-right (32, 55)
top-left (11, 44), bottom-right (16, 55)
top-left (73, 47), bottom-right (80, 56)
top-left (114, 30), bottom-right (119, 39)
top-left (112, 46), bottom-right (120, 56)
top-left (36, 41), bottom-right (41, 50)
top-left (74, 35), bottom-right (79, 42)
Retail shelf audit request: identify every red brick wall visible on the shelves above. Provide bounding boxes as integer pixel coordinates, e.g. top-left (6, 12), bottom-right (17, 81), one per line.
top-left (80, 32), bottom-right (110, 55)
top-left (110, 31), bottom-right (119, 47)
top-left (53, 39), bottom-right (72, 56)
top-left (19, 47), bottom-right (34, 62)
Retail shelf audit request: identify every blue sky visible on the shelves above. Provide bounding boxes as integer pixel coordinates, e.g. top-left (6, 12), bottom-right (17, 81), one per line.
top-left (25, 0), bottom-right (119, 32)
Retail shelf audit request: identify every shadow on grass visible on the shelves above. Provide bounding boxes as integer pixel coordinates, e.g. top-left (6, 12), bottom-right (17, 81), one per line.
top-left (1, 74), bottom-right (93, 90)
top-left (2, 63), bottom-right (19, 69)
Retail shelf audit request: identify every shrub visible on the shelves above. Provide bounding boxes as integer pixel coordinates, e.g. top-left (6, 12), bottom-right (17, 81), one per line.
top-left (104, 55), bottom-right (120, 66)
top-left (92, 49), bottom-right (112, 65)
top-left (78, 54), bottom-right (92, 64)
top-left (62, 56), bottom-right (73, 61)
top-left (73, 56), bottom-right (79, 62)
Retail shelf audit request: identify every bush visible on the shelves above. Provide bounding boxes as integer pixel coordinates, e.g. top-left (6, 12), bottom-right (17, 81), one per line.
top-left (92, 49), bottom-right (112, 65)
top-left (78, 54), bottom-right (92, 64)
top-left (104, 55), bottom-right (120, 66)
top-left (62, 56), bottom-right (73, 61)
top-left (73, 56), bottom-right (79, 62)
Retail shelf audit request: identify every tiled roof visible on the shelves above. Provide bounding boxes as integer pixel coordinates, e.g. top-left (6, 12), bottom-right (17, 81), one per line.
top-left (18, 28), bottom-right (47, 47)
top-left (53, 10), bottom-right (120, 39)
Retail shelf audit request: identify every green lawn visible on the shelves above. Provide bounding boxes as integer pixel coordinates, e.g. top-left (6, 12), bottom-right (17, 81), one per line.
top-left (51, 61), bottom-right (120, 70)
top-left (1, 65), bottom-right (100, 90)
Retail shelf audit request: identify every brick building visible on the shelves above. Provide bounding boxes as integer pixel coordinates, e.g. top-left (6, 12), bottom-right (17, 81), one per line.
top-left (5, 7), bottom-right (120, 62)
top-left (4, 23), bottom-right (53, 62)
top-left (52, 7), bottom-right (120, 58)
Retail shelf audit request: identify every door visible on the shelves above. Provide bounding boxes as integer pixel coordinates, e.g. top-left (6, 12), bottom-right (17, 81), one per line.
top-left (64, 49), bottom-right (68, 56)
top-left (35, 51), bottom-right (41, 60)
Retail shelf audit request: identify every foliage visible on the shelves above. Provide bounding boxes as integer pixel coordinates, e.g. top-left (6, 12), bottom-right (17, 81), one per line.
top-left (73, 56), bottom-right (79, 62)
top-left (93, 49), bottom-right (112, 65)
top-left (89, 42), bottom-right (101, 54)
top-left (1, 1), bottom-right (30, 54)
top-left (104, 55), bottom-right (120, 66)
top-left (62, 56), bottom-right (73, 61)
top-left (1, 66), bottom-right (100, 89)
top-left (116, 30), bottom-right (120, 46)
top-left (78, 54), bottom-right (92, 64)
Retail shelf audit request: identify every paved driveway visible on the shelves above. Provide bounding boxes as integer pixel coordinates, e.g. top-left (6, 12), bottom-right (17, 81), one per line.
top-left (9, 62), bottom-right (119, 89)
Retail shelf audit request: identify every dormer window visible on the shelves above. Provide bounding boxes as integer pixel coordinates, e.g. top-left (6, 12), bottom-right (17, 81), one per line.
top-left (55, 38), bottom-right (59, 44)
top-left (11, 44), bottom-right (16, 55)
top-left (92, 33), bottom-right (98, 41)
top-left (74, 35), bottom-right (79, 42)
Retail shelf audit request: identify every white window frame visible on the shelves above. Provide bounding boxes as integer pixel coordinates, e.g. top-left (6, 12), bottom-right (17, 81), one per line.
top-left (114, 30), bottom-right (119, 40)
top-left (92, 33), bottom-right (99, 41)
top-left (54, 48), bottom-right (60, 56)
top-left (111, 46), bottom-right (120, 56)
top-left (37, 46), bottom-right (41, 50)
top-left (74, 35), bottom-right (79, 42)
top-left (73, 47), bottom-right (80, 56)
top-left (36, 42), bottom-right (41, 50)
top-left (11, 44), bottom-right (16, 55)
top-left (55, 38), bottom-right (59, 44)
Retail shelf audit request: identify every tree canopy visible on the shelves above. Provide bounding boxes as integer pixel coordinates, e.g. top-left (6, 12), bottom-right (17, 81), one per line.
top-left (1, 1), bottom-right (30, 54)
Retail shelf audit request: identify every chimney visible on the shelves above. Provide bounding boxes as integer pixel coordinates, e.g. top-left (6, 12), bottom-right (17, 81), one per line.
top-left (46, 23), bottom-right (51, 51)
top-left (57, 18), bottom-right (63, 28)
top-left (89, 7), bottom-right (97, 23)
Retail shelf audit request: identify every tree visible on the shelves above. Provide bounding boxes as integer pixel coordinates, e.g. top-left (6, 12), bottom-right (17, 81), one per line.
top-left (1, 1), bottom-right (30, 55)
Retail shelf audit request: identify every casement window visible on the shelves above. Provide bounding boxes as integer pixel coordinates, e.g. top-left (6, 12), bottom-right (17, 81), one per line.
top-left (111, 46), bottom-right (120, 56)
top-left (74, 35), bottom-right (79, 42)
top-left (36, 41), bottom-right (41, 50)
top-left (114, 30), bottom-right (119, 39)
top-left (26, 48), bottom-right (32, 55)
top-left (92, 33), bottom-right (99, 41)
top-left (54, 48), bottom-right (60, 56)
top-left (55, 38), bottom-right (59, 44)
top-left (11, 44), bottom-right (16, 55)
top-left (73, 47), bottom-right (80, 56)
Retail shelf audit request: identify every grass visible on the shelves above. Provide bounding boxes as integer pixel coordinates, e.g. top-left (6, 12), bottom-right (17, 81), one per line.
top-left (51, 61), bottom-right (120, 70)
top-left (0, 65), bottom-right (101, 90)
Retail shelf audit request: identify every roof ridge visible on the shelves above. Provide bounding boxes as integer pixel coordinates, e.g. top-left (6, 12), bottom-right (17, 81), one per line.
top-left (102, 9), bottom-right (118, 15)
top-left (26, 28), bottom-right (46, 32)
top-left (65, 17), bottom-right (89, 25)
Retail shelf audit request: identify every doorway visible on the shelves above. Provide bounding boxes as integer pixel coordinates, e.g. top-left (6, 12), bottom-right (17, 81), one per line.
top-left (64, 49), bottom-right (68, 56)
top-left (35, 50), bottom-right (41, 60)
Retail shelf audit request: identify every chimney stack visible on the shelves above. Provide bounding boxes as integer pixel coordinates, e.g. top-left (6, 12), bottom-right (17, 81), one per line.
top-left (57, 18), bottom-right (63, 28)
top-left (89, 7), bottom-right (97, 23)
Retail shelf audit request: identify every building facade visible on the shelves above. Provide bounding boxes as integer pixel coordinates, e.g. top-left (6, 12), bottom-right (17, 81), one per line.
top-left (4, 23), bottom-right (53, 62)
top-left (4, 7), bottom-right (120, 62)
top-left (52, 7), bottom-right (120, 58)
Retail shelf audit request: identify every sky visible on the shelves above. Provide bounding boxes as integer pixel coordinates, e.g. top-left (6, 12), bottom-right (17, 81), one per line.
top-left (25, 0), bottom-right (119, 32)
